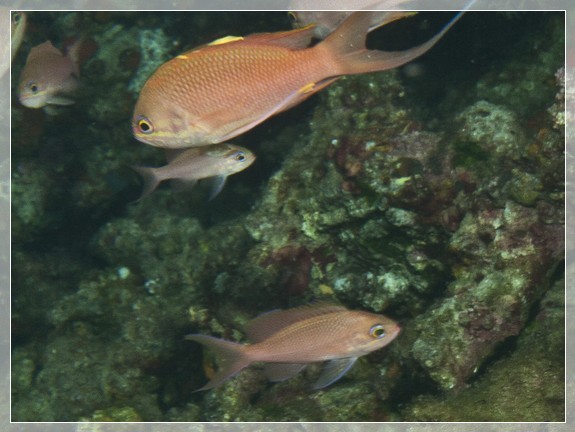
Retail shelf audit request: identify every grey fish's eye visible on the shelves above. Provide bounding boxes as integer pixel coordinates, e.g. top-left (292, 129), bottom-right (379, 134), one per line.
top-left (369, 324), bottom-right (386, 339)
top-left (234, 151), bottom-right (246, 162)
top-left (27, 82), bottom-right (38, 93)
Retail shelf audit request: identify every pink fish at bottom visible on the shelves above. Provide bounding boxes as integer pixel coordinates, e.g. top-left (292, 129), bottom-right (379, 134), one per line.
top-left (186, 302), bottom-right (400, 390)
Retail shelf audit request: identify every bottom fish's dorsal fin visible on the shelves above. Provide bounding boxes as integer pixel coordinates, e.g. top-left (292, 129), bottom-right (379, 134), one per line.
top-left (246, 302), bottom-right (347, 343)
top-left (313, 357), bottom-right (357, 390)
top-left (264, 363), bottom-right (308, 382)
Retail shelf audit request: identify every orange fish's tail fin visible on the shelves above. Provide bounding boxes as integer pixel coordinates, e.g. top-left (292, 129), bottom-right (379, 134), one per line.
top-left (131, 165), bottom-right (161, 201)
top-left (186, 334), bottom-right (251, 391)
top-left (321, 9), bottom-right (467, 76)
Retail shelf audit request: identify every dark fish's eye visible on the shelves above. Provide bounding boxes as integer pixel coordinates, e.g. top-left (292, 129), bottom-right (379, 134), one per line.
top-left (27, 82), bottom-right (38, 93)
top-left (137, 116), bottom-right (153, 134)
top-left (370, 324), bottom-right (386, 339)
top-left (234, 151), bottom-right (246, 162)
top-left (12, 13), bottom-right (22, 24)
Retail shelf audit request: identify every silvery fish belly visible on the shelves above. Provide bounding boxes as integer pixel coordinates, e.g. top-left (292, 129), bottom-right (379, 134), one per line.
top-left (186, 302), bottom-right (400, 390)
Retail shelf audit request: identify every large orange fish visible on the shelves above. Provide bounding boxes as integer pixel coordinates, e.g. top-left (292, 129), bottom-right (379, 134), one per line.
top-left (186, 303), bottom-right (400, 390)
top-left (133, 10), bottom-right (467, 149)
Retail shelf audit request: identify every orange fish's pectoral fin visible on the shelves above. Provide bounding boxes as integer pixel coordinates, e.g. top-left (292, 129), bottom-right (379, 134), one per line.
top-left (216, 78), bottom-right (339, 143)
top-left (312, 357), bottom-right (358, 390)
top-left (264, 363), bottom-right (308, 382)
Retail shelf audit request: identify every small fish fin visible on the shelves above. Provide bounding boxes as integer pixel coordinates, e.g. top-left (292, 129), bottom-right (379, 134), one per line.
top-left (206, 175), bottom-right (227, 201)
top-left (131, 165), bottom-right (160, 201)
top-left (47, 95), bottom-right (76, 106)
top-left (62, 37), bottom-right (82, 77)
top-left (321, 10), bottom-right (466, 76)
top-left (313, 357), bottom-right (357, 390)
top-left (243, 25), bottom-right (316, 49)
top-left (263, 363), bottom-right (307, 382)
top-left (245, 302), bottom-right (347, 343)
top-left (185, 334), bottom-right (250, 391)
top-left (170, 178), bottom-right (197, 192)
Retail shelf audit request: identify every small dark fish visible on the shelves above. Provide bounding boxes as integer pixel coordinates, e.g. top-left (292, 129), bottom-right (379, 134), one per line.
top-left (18, 39), bottom-right (83, 110)
top-left (133, 143), bottom-right (255, 200)
top-left (186, 302), bottom-right (400, 390)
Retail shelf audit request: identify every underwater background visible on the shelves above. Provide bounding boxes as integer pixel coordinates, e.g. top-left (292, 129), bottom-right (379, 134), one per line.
top-left (10, 11), bottom-right (564, 422)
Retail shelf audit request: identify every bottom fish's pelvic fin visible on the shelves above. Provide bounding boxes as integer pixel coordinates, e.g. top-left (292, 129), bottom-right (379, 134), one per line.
top-left (313, 357), bottom-right (357, 390)
top-left (207, 175), bottom-right (227, 201)
top-left (185, 334), bottom-right (250, 390)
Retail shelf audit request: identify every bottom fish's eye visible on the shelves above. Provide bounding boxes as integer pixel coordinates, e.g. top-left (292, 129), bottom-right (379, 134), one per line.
top-left (235, 152), bottom-right (246, 162)
top-left (370, 324), bottom-right (386, 339)
top-left (27, 82), bottom-right (38, 93)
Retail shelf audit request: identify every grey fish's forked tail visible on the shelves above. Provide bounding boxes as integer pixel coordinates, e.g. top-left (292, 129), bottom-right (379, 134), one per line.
top-left (321, 6), bottom-right (470, 76)
top-left (131, 165), bottom-right (160, 201)
top-left (185, 334), bottom-right (251, 391)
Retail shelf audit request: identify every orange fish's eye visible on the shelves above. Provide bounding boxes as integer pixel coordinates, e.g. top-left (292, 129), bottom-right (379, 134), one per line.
top-left (136, 116), bottom-right (154, 134)
top-left (370, 324), bottom-right (386, 339)
top-left (234, 151), bottom-right (246, 162)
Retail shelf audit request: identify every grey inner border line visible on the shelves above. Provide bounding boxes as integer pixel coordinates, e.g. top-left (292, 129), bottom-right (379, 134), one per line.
top-left (1, 0), bottom-right (572, 431)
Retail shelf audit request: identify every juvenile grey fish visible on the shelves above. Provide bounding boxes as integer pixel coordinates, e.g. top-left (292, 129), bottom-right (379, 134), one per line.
top-left (18, 40), bottom-right (83, 110)
top-left (133, 143), bottom-right (255, 200)
top-left (186, 302), bottom-right (400, 390)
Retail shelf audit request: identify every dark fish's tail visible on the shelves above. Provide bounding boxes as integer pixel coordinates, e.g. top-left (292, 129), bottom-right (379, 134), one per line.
top-left (185, 334), bottom-right (251, 391)
top-left (321, 7), bottom-right (469, 76)
top-left (131, 165), bottom-right (160, 201)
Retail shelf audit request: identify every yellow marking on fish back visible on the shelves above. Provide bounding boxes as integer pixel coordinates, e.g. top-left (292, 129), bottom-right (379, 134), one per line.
top-left (209, 36), bottom-right (244, 46)
top-left (298, 82), bottom-right (316, 94)
top-left (176, 55), bottom-right (188, 59)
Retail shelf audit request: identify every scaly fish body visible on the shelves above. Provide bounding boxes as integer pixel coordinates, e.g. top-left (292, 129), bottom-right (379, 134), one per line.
top-left (186, 303), bottom-right (400, 390)
top-left (133, 10), bottom-right (466, 149)
top-left (18, 40), bottom-right (81, 109)
top-left (133, 142), bottom-right (255, 200)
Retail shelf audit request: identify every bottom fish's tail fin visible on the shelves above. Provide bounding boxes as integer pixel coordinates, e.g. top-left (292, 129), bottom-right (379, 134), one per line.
top-left (186, 334), bottom-right (251, 390)
top-left (320, 9), bottom-right (467, 76)
top-left (131, 166), bottom-right (160, 201)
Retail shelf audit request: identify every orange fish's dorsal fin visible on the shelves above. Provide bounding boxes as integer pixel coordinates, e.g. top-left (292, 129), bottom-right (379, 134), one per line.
top-left (241, 24), bottom-right (317, 50)
top-left (245, 302), bottom-right (347, 343)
